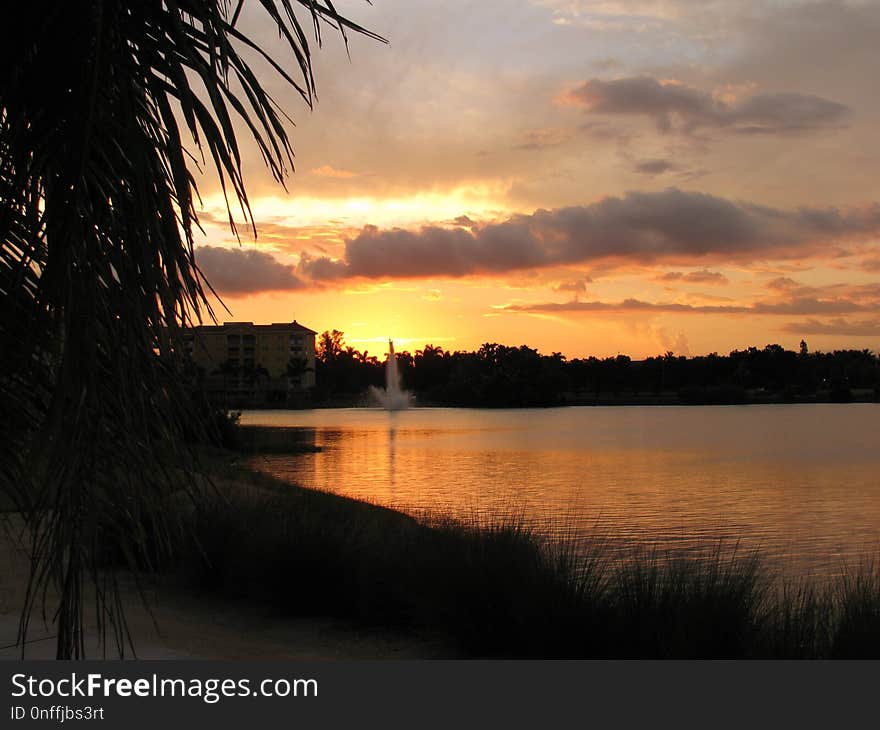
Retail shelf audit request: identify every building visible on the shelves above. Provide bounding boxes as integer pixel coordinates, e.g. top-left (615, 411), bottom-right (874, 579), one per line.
top-left (182, 320), bottom-right (317, 406)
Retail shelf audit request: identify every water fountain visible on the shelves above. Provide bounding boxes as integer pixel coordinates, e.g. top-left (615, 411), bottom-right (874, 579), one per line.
top-left (369, 339), bottom-right (413, 410)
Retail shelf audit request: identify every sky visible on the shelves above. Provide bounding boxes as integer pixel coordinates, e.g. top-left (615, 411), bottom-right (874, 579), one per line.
top-left (192, 0), bottom-right (880, 358)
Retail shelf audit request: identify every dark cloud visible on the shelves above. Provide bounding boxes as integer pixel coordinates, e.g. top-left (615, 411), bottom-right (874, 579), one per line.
top-left (296, 252), bottom-right (350, 281)
top-left (297, 189), bottom-right (880, 282)
top-left (729, 92), bottom-right (850, 135)
top-left (780, 318), bottom-right (880, 337)
top-left (299, 221), bottom-right (549, 280)
top-left (564, 77), bottom-right (850, 135)
top-left (554, 278), bottom-right (591, 294)
top-left (659, 269), bottom-right (729, 285)
top-left (751, 298), bottom-right (868, 315)
top-left (195, 246), bottom-right (305, 294)
top-left (503, 296), bottom-right (866, 317)
top-left (634, 158), bottom-right (677, 175)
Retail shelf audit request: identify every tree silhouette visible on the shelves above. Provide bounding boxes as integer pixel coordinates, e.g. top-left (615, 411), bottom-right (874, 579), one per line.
top-left (317, 329), bottom-right (347, 363)
top-left (0, 1), bottom-right (381, 658)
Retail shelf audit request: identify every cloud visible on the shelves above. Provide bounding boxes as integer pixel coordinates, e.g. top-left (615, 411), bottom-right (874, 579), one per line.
top-left (659, 269), bottom-right (729, 285)
top-left (554, 278), bottom-right (591, 294)
top-left (633, 158), bottom-right (677, 175)
top-left (761, 279), bottom-right (880, 305)
top-left (765, 276), bottom-right (802, 291)
top-left (297, 189), bottom-right (880, 282)
top-left (659, 330), bottom-right (691, 357)
top-left (296, 252), bottom-right (350, 281)
top-left (502, 296), bottom-right (867, 316)
top-left (311, 165), bottom-right (360, 179)
top-left (563, 76), bottom-right (850, 135)
top-left (195, 246), bottom-right (305, 294)
top-left (731, 92), bottom-right (850, 135)
top-left (300, 221), bottom-right (547, 280)
top-left (780, 318), bottom-right (880, 337)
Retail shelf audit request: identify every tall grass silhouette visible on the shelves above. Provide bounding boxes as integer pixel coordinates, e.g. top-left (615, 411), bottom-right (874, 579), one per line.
top-left (166, 466), bottom-right (880, 658)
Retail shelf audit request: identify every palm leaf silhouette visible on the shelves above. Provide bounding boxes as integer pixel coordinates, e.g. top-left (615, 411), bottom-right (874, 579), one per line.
top-left (0, 0), bottom-right (383, 658)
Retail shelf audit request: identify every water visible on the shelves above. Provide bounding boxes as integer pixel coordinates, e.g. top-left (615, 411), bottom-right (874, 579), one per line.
top-left (240, 404), bottom-right (880, 579)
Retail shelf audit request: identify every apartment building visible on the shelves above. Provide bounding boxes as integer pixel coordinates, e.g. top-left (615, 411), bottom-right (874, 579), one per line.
top-left (182, 320), bottom-right (317, 406)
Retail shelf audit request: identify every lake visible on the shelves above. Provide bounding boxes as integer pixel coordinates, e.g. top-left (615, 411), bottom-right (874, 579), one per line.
top-left (240, 404), bottom-right (880, 580)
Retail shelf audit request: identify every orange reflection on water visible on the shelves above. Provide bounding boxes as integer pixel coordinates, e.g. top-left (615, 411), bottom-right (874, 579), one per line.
top-left (242, 405), bottom-right (880, 579)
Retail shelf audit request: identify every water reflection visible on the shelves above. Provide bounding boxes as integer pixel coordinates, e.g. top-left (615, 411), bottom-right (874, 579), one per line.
top-left (388, 419), bottom-right (397, 493)
top-left (241, 405), bottom-right (880, 580)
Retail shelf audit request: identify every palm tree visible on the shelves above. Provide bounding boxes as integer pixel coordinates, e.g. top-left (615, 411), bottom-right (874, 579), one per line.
top-left (0, 1), bottom-right (381, 658)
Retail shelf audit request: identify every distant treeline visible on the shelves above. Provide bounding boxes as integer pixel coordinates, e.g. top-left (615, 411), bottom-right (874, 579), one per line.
top-left (313, 330), bottom-right (880, 407)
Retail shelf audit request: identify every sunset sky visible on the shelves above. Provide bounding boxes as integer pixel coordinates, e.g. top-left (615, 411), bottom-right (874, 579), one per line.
top-left (193, 0), bottom-right (880, 358)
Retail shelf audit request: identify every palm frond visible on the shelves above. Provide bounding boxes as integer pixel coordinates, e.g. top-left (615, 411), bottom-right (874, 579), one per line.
top-left (0, 0), bottom-right (383, 659)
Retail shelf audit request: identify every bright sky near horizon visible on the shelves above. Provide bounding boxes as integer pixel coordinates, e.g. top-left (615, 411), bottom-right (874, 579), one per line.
top-left (193, 0), bottom-right (880, 358)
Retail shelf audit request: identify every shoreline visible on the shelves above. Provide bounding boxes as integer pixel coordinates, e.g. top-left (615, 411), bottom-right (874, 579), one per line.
top-left (0, 463), bottom-right (455, 661)
top-left (229, 392), bottom-right (880, 410)
top-left (4, 453), bottom-right (879, 659)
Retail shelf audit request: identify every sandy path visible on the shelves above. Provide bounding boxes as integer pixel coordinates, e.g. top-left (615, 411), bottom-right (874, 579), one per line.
top-left (0, 513), bottom-right (450, 660)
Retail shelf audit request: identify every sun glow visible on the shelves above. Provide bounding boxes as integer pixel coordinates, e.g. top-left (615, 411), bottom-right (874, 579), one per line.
top-left (200, 183), bottom-right (513, 232)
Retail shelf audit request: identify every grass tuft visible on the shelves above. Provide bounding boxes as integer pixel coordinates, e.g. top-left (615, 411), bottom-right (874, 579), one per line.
top-left (160, 461), bottom-right (880, 659)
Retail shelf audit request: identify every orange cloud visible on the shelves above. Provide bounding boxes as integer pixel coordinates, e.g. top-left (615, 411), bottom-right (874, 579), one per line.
top-left (312, 165), bottom-right (360, 180)
top-left (311, 165), bottom-right (360, 179)
top-left (659, 270), bottom-right (729, 285)
top-left (781, 318), bottom-right (880, 336)
top-left (503, 296), bottom-right (868, 316)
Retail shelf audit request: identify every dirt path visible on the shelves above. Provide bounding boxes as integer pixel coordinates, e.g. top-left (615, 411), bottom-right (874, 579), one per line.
top-left (0, 513), bottom-right (451, 660)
